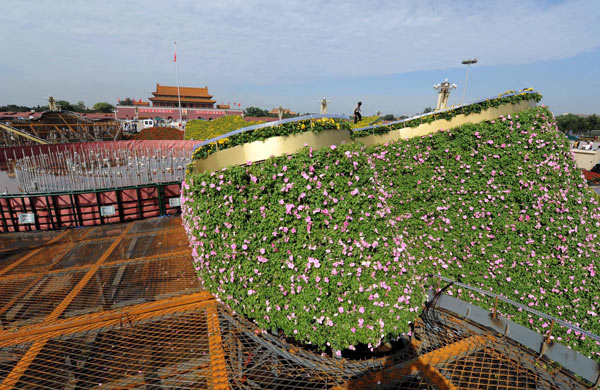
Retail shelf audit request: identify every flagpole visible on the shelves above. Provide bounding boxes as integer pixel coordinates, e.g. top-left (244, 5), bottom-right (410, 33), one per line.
top-left (174, 41), bottom-right (183, 127)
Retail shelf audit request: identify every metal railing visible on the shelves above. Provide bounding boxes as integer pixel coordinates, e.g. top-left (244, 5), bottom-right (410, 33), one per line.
top-left (353, 89), bottom-right (539, 133)
top-left (427, 275), bottom-right (600, 385)
top-left (428, 274), bottom-right (600, 343)
top-left (191, 90), bottom-right (539, 153)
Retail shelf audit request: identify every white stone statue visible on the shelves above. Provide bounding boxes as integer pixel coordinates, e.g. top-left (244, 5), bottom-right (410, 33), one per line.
top-left (277, 105), bottom-right (284, 121)
top-left (433, 78), bottom-right (457, 110)
top-left (319, 97), bottom-right (330, 114)
top-left (47, 96), bottom-right (58, 111)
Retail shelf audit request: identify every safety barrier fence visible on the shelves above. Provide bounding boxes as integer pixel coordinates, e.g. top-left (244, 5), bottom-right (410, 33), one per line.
top-left (0, 181), bottom-right (182, 233)
top-left (0, 140), bottom-right (199, 163)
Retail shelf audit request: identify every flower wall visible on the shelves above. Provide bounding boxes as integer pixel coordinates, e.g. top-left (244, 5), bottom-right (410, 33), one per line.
top-left (133, 126), bottom-right (183, 140)
top-left (182, 105), bottom-right (600, 359)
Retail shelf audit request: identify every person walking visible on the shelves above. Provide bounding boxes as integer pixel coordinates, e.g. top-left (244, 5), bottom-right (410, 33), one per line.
top-left (353, 101), bottom-right (362, 124)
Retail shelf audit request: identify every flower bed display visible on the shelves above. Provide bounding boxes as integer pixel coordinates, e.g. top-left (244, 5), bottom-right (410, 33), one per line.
top-left (351, 115), bottom-right (380, 129)
top-left (184, 115), bottom-right (264, 141)
top-left (133, 126), bottom-right (183, 140)
top-left (189, 90), bottom-right (541, 164)
top-left (182, 104), bottom-right (600, 360)
top-left (582, 169), bottom-right (600, 185)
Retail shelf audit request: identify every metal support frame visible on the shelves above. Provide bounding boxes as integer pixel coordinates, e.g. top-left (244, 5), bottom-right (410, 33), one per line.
top-left (1, 216), bottom-right (597, 389)
top-left (1, 182), bottom-right (181, 233)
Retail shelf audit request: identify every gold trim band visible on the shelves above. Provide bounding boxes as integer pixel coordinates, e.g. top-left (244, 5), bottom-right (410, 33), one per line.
top-left (190, 100), bottom-right (537, 174)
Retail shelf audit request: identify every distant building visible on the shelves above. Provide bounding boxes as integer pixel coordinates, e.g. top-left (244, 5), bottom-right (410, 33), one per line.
top-left (268, 107), bottom-right (296, 116)
top-left (149, 84), bottom-right (216, 109)
top-left (115, 83), bottom-right (243, 121)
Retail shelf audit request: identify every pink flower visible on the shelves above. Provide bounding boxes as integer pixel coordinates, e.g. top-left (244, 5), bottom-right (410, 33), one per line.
top-left (257, 255), bottom-right (268, 263)
top-left (330, 144), bottom-right (337, 150)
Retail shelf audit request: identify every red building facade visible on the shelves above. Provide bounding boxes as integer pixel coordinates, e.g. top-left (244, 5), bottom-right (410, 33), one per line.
top-left (115, 83), bottom-right (243, 121)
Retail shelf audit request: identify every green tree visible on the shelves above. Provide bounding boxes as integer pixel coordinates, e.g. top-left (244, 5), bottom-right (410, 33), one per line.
top-left (244, 106), bottom-right (269, 117)
top-left (422, 107), bottom-right (433, 114)
top-left (555, 114), bottom-right (600, 135)
top-left (93, 102), bottom-right (115, 113)
top-left (382, 114), bottom-right (395, 121)
top-left (556, 114), bottom-right (579, 134)
top-left (56, 100), bottom-right (74, 111)
top-left (583, 115), bottom-right (600, 136)
top-left (72, 101), bottom-right (87, 112)
top-left (118, 98), bottom-right (134, 106)
top-left (0, 104), bottom-right (32, 112)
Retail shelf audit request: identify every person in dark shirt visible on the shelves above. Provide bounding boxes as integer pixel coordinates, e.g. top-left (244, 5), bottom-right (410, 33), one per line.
top-left (353, 101), bottom-right (362, 124)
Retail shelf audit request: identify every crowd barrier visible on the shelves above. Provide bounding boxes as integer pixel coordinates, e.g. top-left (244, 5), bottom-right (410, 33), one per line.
top-left (0, 182), bottom-right (182, 233)
top-left (0, 140), bottom-right (199, 162)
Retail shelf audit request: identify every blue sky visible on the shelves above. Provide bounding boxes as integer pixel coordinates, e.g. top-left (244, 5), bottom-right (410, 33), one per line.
top-left (1, 0), bottom-right (599, 116)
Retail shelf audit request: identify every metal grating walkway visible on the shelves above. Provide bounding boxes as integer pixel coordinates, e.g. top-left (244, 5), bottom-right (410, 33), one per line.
top-left (0, 217), bottom-right (593, 389)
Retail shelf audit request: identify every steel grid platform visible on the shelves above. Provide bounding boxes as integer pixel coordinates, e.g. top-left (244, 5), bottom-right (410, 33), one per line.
top-left (0, 216), bottom-right (595, 389)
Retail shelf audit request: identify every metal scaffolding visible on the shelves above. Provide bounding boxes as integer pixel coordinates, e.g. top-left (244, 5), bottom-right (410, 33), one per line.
top-left (0, 216), bottom-right (596, 389)
top-left (2, 111), bottom-right (121, 146)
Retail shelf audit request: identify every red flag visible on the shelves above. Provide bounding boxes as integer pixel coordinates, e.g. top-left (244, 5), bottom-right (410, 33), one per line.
top-left (174, 52), bottom-right (176, 62)
top-left (238, 103), bottom-right (241, 107)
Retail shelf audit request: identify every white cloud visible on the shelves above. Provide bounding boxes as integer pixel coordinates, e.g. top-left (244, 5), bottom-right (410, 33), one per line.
top-left (0, 0), bottom-right (599, 109)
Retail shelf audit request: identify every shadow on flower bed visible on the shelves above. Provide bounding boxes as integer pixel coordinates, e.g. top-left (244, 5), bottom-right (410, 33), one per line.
top-left (182, 105), bottom-right (600, 360)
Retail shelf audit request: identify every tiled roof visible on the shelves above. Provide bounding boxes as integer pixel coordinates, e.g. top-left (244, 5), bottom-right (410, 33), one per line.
top-left (149, 96), bottom-right (216, 104)
top-left (0, 111), bottom-right (42, 120)
top-left (153, 84), bottom-right (212, 98)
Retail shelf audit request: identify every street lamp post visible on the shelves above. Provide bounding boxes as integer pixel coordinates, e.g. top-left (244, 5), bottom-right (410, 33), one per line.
top-left (461, 58), bottom-right (478, 105)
